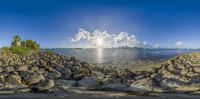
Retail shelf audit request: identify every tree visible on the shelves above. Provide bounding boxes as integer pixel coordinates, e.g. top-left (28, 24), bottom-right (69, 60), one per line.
top-left (11, 35), bottom-right (21, 47)
top-left (1, 35), bottom-right (41, 55)
top-left (24, 40), bottom-right (40, 51)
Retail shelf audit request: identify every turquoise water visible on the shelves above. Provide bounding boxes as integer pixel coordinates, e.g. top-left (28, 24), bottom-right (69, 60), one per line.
top-left (50, 48), bottom-right (199, 67)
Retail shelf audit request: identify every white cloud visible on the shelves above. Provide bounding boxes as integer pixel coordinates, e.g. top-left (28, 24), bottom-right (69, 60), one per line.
top-left (71, 28), bottom-right (149, 48)
top-left (175, 41), bottom-right (184, 48)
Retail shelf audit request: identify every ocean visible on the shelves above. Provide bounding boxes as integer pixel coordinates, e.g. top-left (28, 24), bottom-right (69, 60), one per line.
top-left (49, 48), bottom-right (199, 69)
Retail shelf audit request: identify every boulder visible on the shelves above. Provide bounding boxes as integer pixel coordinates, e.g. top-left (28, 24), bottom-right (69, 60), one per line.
top-left (36, 79), bottom-right (55, 91)
top-left (98, 83), bottom-right (128, 91)
top-left (91, 71), bottom-right (105, 80)
top-left (48, 70), bottom-right (62, 79)
top-left (117, 69), bottom-right (133, 82)
top-left (61, 68), bottom-right (71, 79)
top-left (56, 79), bottom-right (76, 87)
top-left (23, 72), bottom-right (45, 85)
top-left (16, 65), bottom-right (28, 72)
top-left (77, 77), bottom-right (98, 87)
top-left (4, 75), bottom-right (27, 89)
top-left (128, 78), bottom-right (155, 92)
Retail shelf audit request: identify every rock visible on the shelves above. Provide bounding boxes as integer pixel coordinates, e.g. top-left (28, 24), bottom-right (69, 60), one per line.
top-left (117, 69), bottom-right (133, 82)
top-left (30, 65), bottom-right (39, 72)
top-left (23, 72), bottom-right (45, 85)
top-left (151, 73), bottom-right (163, 82)
top-left (91, 71), bottom-right (105, 80)
top-left (56, 79), bottom-right (76, 87)
top-left (129, 78), bottom-right (155, 92)
top-left (98, 83), bottom-right (128, 91)
top-left (72, 71), bottom-right (86, 80)
top-left (4, 66), bottom-right (14, 72)
top-left (61, 68), bottom-right (71, 79)
top-left (36, 79), bottom-right (55, 91)
top-left (4, 75), bottom-right (27, 89)
top-left (48, 70), bottom-right (62, 79)
top-left (15, 88), bottom-right (31, 93)
top-left (16, 65), bottom-right (28, 72)
top-left (160, 78), bottom-right (183, 88)
top-left (161, 70), bottom-right (180, 79)
top-left (77, 77), bottom-right (98, 87)
top-left (102, 77), bottom-right (120, 85)
top-left (38, 68), bottom-right (46, 74)
top-left (0, 67), bottom-right (3, 73)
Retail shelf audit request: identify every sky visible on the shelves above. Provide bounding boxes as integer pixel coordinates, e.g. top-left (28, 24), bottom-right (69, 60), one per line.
top-left (0, 0), bottom-right (200, 48)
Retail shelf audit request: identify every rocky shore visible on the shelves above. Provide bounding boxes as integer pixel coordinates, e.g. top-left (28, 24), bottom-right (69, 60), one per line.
top-left (1, 51), bottom-right (200, 97)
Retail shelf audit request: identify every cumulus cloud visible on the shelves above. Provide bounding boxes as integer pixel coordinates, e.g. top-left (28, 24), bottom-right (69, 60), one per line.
top-left (175, 41), bottom-right (184, 48)
top-left (71, 28), bottom-right (149, 48)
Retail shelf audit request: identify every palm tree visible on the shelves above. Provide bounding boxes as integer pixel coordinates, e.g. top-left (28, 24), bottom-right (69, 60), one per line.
top-left (11, 35), bottom-right (21, 46)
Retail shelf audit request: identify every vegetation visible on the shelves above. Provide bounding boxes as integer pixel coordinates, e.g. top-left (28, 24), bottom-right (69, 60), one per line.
top-left (1, 35), bottom-right (40, 55)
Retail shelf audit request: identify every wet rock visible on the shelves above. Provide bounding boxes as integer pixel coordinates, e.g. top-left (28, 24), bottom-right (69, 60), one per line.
top-left (77, 77), bottom-right (98, 87)
top-left (98, 83), bottom-right (128, 91)
top-left (56, 79), bottom-right (76, 87)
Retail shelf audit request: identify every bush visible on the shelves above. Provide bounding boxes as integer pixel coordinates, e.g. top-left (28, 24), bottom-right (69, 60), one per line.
top-left (23, 40), bottom-right (40, 51)
top-left (0, 47), bottom-right (11, 54)
top-left (0, 35), bottom-right (40, 55)
top-left (10, 46), bottom-right (31, 55)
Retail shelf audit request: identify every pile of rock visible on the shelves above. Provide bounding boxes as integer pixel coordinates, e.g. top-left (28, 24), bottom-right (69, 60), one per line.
top-left (1, 51), bottom-right (200, 94)
top-left (95, 52), bottom-right (200, 93)
top-left (0, 51), bottom-right (92, 92)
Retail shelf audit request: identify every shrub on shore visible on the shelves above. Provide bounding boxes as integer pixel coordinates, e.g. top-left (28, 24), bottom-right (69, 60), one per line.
top-left (0, 35), bottom-right (40, 55)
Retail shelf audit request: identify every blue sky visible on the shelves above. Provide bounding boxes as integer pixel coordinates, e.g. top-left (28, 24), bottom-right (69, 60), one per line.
top-left (0, 0), bottom-right (200, 48)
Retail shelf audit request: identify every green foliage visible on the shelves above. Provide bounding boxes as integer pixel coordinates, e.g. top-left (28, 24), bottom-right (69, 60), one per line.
top-left (10, 46), bottom-right (31, 55)
top-left (0, 46), bottom-right (11, 54)
top-left (1, 35), bottom-right (40, 55)
top-left (23, 40), bottom-right (40, 51)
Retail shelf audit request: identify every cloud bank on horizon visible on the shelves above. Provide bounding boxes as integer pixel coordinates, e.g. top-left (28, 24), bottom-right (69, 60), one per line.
top-left (71, 28), bottom-right (151, 48)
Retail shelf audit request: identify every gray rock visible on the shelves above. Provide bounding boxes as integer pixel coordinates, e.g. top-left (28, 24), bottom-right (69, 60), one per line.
top-left (4, 75), bottom-right (27, 89)
top-left (77, 77), bottom-right (98, 87)
top-left (91, 71), bottom-right (105, 80)
top-left (61, 68), bottom-right (71, 79)
top-left (16, 65), bottom-right (28, 72)
top-left (117, 69), bottom-right (133, 82)
top-left (48, 70), bottom-right (62, 79)
top-left (56, 79), bottom-right (76, 87)
top-left (4, 66), bottom-right (14, 72)
top-left (36, 79), bottom-right (55, 91)
top-left (23, 72), bottom-right (45, 85)
top-left (160, 78), bottom-right (183, 88)
top-left (129, 78), bottom-right (155, 92)
top-left (99, 83), bottom-right (128, 91)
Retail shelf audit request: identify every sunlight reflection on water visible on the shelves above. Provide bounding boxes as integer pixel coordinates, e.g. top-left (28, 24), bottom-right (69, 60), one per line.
top-left (50, 49), bottom-right (200, 67)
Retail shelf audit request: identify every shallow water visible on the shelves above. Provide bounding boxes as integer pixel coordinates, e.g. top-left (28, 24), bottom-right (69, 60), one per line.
top-left (49, 48), bottom-right (199, 68)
